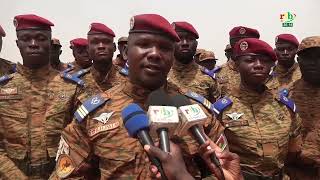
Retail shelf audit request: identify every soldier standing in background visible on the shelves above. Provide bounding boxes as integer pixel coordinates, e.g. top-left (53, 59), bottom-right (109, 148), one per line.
top-left (69, 38), bottom-right (92, 72)
top-left (49, 38), bottom-right (68, 71)
top-left (0, 14), bottom-right (79, 179)
top-left (266, 34), bottom-right (301, 93)
top-left (168, 21), bottom-right (220, 102)
top-left (286, 36), bottom-right (320, 180)
top-left (113, 36), bottom-right (128, 68)
top-left (0, 24), bottom-right (16, 76)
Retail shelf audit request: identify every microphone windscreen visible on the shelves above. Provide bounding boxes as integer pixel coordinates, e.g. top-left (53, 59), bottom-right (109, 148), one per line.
top-left (147, 89), bottom-right (173, 106)
top-left (121, 103), bottom-right (149, 137)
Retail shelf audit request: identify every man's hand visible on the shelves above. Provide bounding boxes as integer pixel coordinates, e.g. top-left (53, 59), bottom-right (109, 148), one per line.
top-left (144, 141), bottom-right (194, 180)
top-left (199, 140), bottom-right (243, 180)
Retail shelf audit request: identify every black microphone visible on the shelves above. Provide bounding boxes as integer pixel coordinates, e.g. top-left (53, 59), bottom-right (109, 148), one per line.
top-left (121, 103), bottom-right (167, 180)
top-left (172, 94), bottom-right (225, 180)
top-left (147, 89), bottom-right (179, 153)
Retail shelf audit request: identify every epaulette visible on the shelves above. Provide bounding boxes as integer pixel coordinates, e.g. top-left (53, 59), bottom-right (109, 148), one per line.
top-left (60, 73), bottom-right (85, 87)
top-left (277, 94), bottom-right (297, 113)
top-left (119, 67), bottom-right (129, 76)
top-left (200, 66), bottom-right (222, 80)
top-left (0, 74), bottom-right (14, 84)
top-left (61, 63), bottom-right (75, 74)
top-left (71, 68), bottom-right (90, 78)
top-left (74, 94), bottom-right (110, 123)
top-left (212, 97), bottom-right (233, 115)
top-left (184, 90), bottom-right (232, 115)
top-left (279, 88), bottom-right (289, 97)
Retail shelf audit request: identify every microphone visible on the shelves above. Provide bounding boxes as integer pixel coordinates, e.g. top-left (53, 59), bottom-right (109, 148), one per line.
top-left (121, 103), bottom-right (167, 180)
top-left (147, 89), bottom-right (179, 153)
top-left (172, 95), bottom-right (225, 180)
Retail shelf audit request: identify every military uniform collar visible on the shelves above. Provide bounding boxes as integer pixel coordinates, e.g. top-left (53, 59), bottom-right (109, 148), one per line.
top-left (91, 64), bottom-right (116, 85)
top-left (17, 62), bottom-right (51, 79)
top-left (231, 84), bottom-right (272, 104)
top-left (172, 59), bottom-right (198, 72)
top-left (274, 62), bottom-right (299, 78)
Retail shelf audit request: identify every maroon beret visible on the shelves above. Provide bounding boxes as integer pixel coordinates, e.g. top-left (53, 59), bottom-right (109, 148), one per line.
top-left (229, 26), bottom-right (260, 39)
top-left (13, 14), bottom-right (54, 31)
top-left (129, 14), bottom-right (180, 42)
top-left (172, 21), bottom-right (199, 39)
top-left (0, 25), bottom-right (5, 37)
top-left (233, 38), bottom-right (276, 61)
top-left (275, 34), bottom-right (299, 47)
top-left (88, 22), bottom-right (115, 37)
top-left (70, 38), bottom-right (88, 49)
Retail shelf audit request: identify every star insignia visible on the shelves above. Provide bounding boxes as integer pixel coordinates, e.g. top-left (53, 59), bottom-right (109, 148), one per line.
top-left (93, 111), bottom-right (114, 124)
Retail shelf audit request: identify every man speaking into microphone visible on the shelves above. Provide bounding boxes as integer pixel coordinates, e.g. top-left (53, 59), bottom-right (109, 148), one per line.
top-left (50, 14), bottom-right (225, 179)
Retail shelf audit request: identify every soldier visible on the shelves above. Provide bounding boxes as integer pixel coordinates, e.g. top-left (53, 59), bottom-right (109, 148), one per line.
top-left (216, 38), bottom-right (302, 179)
top-left (194, 48), bottom-right (206, 64)
top-left (0, 24), bottom-right (16, 76)
top-left (0, 14), bottom-right (79, 179)
top-left (49, 38), bottom-right (68, 71)
top-left (168, 21), bottom-right (220, 102)
top-left (266, 34), bottom-right (301, 93)
top-left (224, 44), bottom-right (232, 61)
top-left (286, 36), bottom-right (320, 179)
top-left (51, 14), bottom-right (225, 179)
top-left (69, 38), bottom-right (92, 71)
top-left (216, 26), bottom-right (260, 96)
top-left (197, 50), bottom-right (217, 70)
top-left (113, 36), bottom-right (128, 68)
top-left (78, 22), bottom-right (127, 97)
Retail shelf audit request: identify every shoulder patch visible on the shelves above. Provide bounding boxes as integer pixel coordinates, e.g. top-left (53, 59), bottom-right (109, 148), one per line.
top-left (0, 74), bottom-right (14, 84)
top-left (184, 91), bottom-right (215, 113)
top-left (212, 97), bottom-right (233, 115)
top-left (279, 88), bottom-right (289, 97)
top-left (61, 63), bottom-right (75, 74)
top-left (71, 68), bottom-right (90, 78)
top-left (200, 67), bottom-right (217, 80)
top-left (74, 94), bottom-right (110, 123)
top-left (56, 154), bottom-right (75, 178)
top-left (119, 67), bottom-right (129, 76)
top-left (60, 73), bottom-right (85, 87)
top-left (277, 94), bottom-right (297, 113)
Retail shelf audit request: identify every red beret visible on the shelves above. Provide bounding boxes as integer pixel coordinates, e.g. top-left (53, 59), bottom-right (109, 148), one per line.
top-left (70, 38), bottom-right (88, 49)
top-left (275, 34), bottom-right (299, 47)
top-left (229, 26), bottom-right (260, 39)
top-left (233, 38), bottom-right (276, 61)
top-left (88, 22), bottom-right (115, 37)
top-left (172, 21), bottom-right (199, 39)
top-left (14, 14), bottom-right (54, 31)
top-left (0, 25), bottom-right (5, 37)
top-left (129, 14), bottom-right (180, 42)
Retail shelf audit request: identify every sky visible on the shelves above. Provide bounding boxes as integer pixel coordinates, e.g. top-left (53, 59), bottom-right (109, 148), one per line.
top-left (1, 0), bottom-right (319, 65)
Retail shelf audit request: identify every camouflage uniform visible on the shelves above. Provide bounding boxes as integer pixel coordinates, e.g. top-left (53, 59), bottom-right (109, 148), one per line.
top-left (168, 60), bottom-right (220, 102)
top-left (51, 81), bottom-right (224, 179)
top-left (0, 63), bottom-right (79, 179)
top-left (113, 55), bottom-right (126, 69)
top-left (266, 62), bottom-right (301, 93)
top-left (0, 58), bottom-right (15, 76)
top-left (215, 60), bottom-right (240, 96)
top-left (80, 65), bottom-right (127, 97)
top-left (51, 61), bottom-right (68, 72)
top-left (217, 85), bottom-right (301, 178)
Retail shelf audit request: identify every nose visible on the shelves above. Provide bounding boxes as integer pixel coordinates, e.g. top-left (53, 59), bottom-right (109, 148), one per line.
top-left (253, 58), bottom-right (264, 70)
top-left (147, 46), bottom-right (161, 61)
top-left (180, 38), bottom-right (189, 48)
top-left (97, 42), bottom-right (105, 50)
top-left (29, 39), bottom-right (38, 49)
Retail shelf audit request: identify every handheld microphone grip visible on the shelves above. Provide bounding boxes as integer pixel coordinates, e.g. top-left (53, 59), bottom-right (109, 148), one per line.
top-left (157, 128), bottom-right (170, 152)
top-left (122, 103), bottom-right (168, 180)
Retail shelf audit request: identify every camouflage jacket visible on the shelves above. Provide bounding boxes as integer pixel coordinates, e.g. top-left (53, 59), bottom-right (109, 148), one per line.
top-left (289, 79), bottom-right (320, 166)
top-left (215, 60), bottom-right (240, 96)
top-left (0, 58), bottom-right (15, 76)
top-left (267, 62), bottom-right (301, 93)
top-left (168, 60), bottom-right (220, 102)
top-left (0, 63), bottom-right (79, 179)
top-left (51, 81), bottom-right (225, 179)
top-left (217, 85), bottom-right (302, 176)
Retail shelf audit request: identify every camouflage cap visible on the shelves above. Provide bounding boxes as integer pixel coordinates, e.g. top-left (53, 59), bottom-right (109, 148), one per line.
top-left (52, 38), bottom-right (61, 47)
top-left (297, 36), bottom-right (320, 54)
top-left (195, 48), bottom-right (206, 56)
top-left (118, 36), bottom-right (128, 43)
top-left (199, 50), bottom-right (217, 62)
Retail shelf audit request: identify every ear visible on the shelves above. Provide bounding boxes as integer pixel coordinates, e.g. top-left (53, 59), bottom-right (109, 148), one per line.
top-left (123, 44), bottom-right (128, 60)
top-left (15, 40), bottom-right (19, 48)
top-left (234, 59), bottom-right (240, 72)
top-left (59, 50), bottom-right (62, 55)
top-left (195, 40), bottom-right (198, 48)
top-left (113, 43), bottom-right (116, 52)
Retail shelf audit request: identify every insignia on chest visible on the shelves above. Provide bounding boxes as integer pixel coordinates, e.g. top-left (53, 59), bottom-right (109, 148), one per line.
top-left (93, 111), bottom-right (115, 124)
top-left (0, 87), bottom-right (18, 95)
top-left (87, 121), bottom-right (120, 137)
